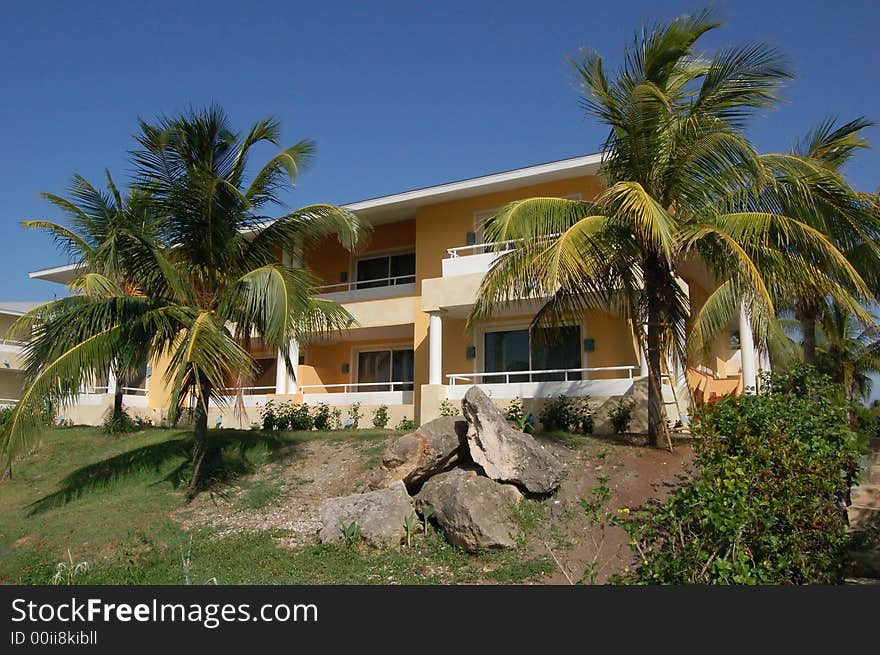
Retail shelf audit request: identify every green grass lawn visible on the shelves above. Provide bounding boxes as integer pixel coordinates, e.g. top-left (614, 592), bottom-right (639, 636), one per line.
top-left (0, 426), bottom-right (552, 585)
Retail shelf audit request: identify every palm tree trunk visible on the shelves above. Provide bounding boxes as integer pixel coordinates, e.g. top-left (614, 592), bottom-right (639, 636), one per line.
top-left (187, 385), bottom-right (211, 497)
top-left (799, 310), bottom-right (818, 365)
top-left (113, 384), bottom-right (124, 423)
top-left (644, 258), bottom-right (671, 449)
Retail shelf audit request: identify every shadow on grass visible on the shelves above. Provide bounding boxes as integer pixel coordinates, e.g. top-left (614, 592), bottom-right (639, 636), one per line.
top-left (26, 430), bottom-right (299, 516)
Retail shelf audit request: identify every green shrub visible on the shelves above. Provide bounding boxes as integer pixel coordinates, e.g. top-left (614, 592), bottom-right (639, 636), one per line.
top-left (259, 400), bottom-right (277, 431)
top-left (505, 397), bottom-right (534, 433)
top-left (619, 367), bottom-right (859, 585)
top-left (102, 407), bottom-right (138, 434)
top-left (346, 402), bottom-right (363, 429)
top-left (260, 400), bottom-right (313, 431)
top-left (372, 405), bottom-right (390, 429)
top-left (311, 403), bottom-right (331, 430)
top-left (396, 416), bottom-right (417, 431)
top-left (608, 398), bottom-right (635, 434)
top-left (288, 404), bottom-right (314, 431)
top-left (438, 399), bottom-right (458, 417)
top-left (539, 395), bottom-right (593, 434)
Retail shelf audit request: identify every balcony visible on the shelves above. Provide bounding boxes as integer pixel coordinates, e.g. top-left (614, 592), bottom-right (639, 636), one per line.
top-left (442, 241), bottom-right (519, 277)
top-left (442, 236), bottom-right (562, 278)
top-left (315, 274), bottom-right (416, 303)
top-left (300, 381), bottom-right (414, 406)
top-left (0, 338), bottom-right (27, 370)
top-left (443, 365), bottom-right (640, 400)
top-left (79, 384), bottom-right (150, 408)
top-left (216, 385), bottom-right (277, 406)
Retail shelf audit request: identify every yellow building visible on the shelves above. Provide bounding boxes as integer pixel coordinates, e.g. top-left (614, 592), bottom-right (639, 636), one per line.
top-left (0, 302), bottom-right (42, 407)
top-left (30, 154), bottom-right (758, 429)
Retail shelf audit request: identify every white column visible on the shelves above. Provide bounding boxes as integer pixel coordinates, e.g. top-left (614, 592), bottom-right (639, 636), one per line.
top-left (286, 339), bottom-right (299, 394)
top-left (275, 350), bottom-right (287, 395)
top-left (429, 311), bottom-right (442, 385)
top-left (277, 247), bottom-right (301, 395)
top-left (739, 303), bottom-right (757, 393)
top-left (638, 324), bottom-right (648, 377)
top-left (107, 365), bottom-right (117, 395)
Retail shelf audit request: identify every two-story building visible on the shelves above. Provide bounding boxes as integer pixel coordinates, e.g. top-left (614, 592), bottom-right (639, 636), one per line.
top-left (0, 302), bottom-right (43, 407)
top-left (29, 153), bottom-right (758, 429)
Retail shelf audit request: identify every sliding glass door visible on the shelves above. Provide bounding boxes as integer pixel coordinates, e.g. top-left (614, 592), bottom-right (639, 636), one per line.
top-left (483, 325), bottom-right (582, 383)
top-left (357, 348), bottom-right (414, 391)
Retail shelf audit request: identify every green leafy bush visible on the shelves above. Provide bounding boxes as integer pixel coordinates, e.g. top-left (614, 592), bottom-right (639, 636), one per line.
top-left (505, 397), bottom-right (534, 433)
top-left (311, 403), bottom-right (331, 430)
top-left (372, 405), bottom-right (389, 429)
top-left (346, 402), bottom-right (362, 429)
top-left (619, 367), bottom-right (859, 584)
top-left (438, 399), bottom-right (458, 417)
top-left (102, 407), bottom-right (138, 434)
top-left (396, 416), bottom-right (417, 431)
top-left (539, 395), bottom-right (594, 434)
top-left (259, 400), bottom-right (277, 431)
top-left (608, 398), bottom-right (635, 434)
top-left (260, 400), bottom-right (313, 431)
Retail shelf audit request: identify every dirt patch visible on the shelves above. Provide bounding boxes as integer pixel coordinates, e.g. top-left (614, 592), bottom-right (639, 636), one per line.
top-left (529, 435), bottom-right (694, 584)
top-left (173, 432), bottom-right (693, 582)
top-left (174, 437), bottom-right (390, 546)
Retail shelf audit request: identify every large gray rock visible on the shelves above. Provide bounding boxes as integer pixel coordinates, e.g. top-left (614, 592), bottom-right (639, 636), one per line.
top-left (415, 468), bottom-right (521, 552)
top-left (461, 386), bottom-right (565, 494)
top-left (318, 481), bottom-right (416, 547)
top-left (367, 416), bottom-right (468, 491)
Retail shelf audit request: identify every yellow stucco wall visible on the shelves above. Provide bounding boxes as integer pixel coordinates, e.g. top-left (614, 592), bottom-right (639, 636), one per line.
top-left (412, 175), bottom-right (605, 412)
top-left (305, 218), bottom-right (416, 287)
top-left (0, 315), bottom-right (19, 340)
top-left (0, 369), bottom-right (24, 401)
top-left (299, 337), bottom-right (415, 392)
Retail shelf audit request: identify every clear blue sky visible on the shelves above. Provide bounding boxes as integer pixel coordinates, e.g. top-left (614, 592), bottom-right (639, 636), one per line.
top-left (2, 0), bottom-right (878, 301)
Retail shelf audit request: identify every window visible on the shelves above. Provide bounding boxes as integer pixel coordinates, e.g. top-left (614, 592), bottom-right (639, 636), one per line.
top-left (355, 252), bottom-right (415, 289)
top-left (357, 348), bottom-right (414, 391)
top-left (483, 325), bottom-right (581, 383)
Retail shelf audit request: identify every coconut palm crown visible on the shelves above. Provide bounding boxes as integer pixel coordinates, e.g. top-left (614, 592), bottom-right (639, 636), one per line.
top-left (468, 10), bottom-right (874, 446)
top-left (2, 107), bottom-right (371, 492)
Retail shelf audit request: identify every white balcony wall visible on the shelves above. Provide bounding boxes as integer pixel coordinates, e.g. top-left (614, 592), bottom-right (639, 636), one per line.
top-left (444, 378), bottom-right (635, 401)
top-left (302, 390), bottom-right (414, 406)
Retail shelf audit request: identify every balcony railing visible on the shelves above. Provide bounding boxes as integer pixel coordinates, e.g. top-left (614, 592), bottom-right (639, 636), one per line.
top-left (0, 338), bottom-right (27, 348)
top-left (218, 385), bottom-right (277, 395)
top-left (447, 365), bottom-right (639, 385)
top-left (446, 234), bottom-right (562, 258)
top-left (300, 381), bottom-right (414, 394)
top-left (314, 274), bottom-right (416, 294)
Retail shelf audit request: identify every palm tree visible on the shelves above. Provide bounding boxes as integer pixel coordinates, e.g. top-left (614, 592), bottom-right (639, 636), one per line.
top-left (20, 174), bottom-right (157, 427)
top-left (814, 301), bottom-right (880, 402)
top-left (468, 10), bottom-right (872, 447)
top-left (2, 107), bottom-right (370, 493)
top-left (781, 118), bottom-right (880, 364)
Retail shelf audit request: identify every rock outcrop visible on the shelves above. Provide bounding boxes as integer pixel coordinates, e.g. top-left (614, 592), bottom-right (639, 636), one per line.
top-left (318, 481), bottom-right (416, 547)
top-left (461, 386), bottom-right (565, 494)
top-left (366, 416), bottom-right (468, 492)
top-left (415, 468), bottom-right (521, 552)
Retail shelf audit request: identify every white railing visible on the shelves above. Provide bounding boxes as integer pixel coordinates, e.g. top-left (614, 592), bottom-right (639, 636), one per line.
top-left (0, 397), bottom-right (18, 405)
top-left (218, 385), bottom-right (277, 395)
top-left (122, 386), bottom-right (148, 396)
top-left (447, 365), bottom-right (639, 385)
top-left (446, 239), bottom-right (523, 258)
top-left (0, 338), bottom-right (27, 347)
top-left (314, 274), bottom-right (416, 294)
top-left (300, 381), bottom-right (414, 394)
top-left (446, 234), bottom-right (562, 258)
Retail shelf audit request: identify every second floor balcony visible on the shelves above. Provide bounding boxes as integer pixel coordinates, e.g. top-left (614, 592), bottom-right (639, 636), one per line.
top-left (315, 273), bottom-right (416, 303)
